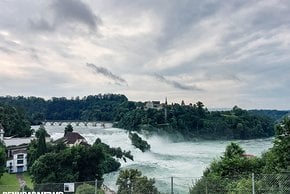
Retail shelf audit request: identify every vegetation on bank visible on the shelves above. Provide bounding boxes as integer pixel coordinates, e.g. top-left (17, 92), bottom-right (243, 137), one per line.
top-left (0, 143), bottom-right (5, 179)
top-left (0, 104), bottom-right (32, 137)
top-left (0, 94), bottom-right (281, 140)
top-left (249, 109), bottom-right (289, 123)
top-left (116, 104), bottom-right (275, 140)
top-left (28, 126), bottom-right (133, 184)
top-left (129, 133), bottom-right (151, 152)
top-left (116, 169), bottom-right (159, 194)
top-left (0, 94), bottom-right (128, 124)
top-left (190, 117), bottom-right (290, 194)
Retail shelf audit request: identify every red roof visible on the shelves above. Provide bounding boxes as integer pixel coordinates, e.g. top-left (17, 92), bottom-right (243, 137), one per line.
top-left (57, 132), bottom-right (86, 145)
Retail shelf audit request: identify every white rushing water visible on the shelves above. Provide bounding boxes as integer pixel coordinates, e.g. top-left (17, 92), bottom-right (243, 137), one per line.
top-left (34, 124), bottom-right (273, 193)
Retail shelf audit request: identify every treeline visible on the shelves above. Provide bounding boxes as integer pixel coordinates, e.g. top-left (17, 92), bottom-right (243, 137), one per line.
top-left (0, 94), bottom-right (278, 140)
top-left (0, 94), bottom-right (128, 124)
top-left (115, 103), bottom-right (275, 140)
top-left (249, 109), bottom-right (289, 122)
top-left (190, 118), bottom-right (290, 194)
top-left (0, 104), bottom-right (32, 137)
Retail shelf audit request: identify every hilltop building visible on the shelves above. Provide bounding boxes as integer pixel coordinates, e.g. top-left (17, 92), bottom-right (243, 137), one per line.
top-left (144, 98), bottom-right (168, 111)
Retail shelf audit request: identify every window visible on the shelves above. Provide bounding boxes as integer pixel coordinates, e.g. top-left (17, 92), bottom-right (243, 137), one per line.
top-left (17, 154), bottom-right (24, 159)
top-left (17, 160), bottom-right (24, 164)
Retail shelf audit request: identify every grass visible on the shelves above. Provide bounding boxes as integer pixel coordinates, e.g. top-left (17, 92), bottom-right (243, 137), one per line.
top-left (23, 172), bottom-right (33, 189)
top-left (0, 173), bottom-right (20, 193)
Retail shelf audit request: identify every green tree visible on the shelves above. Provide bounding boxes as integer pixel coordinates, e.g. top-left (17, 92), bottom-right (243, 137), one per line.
top-left (224, 142), bottom-right (244, 158)
top-left (75, 183), bottom-right (95, 194)
top-left (30, 144), bottom-right (107, 184)
top-left (129, 133), bottom-right (150, 152)
top-left (116, 169), bottom-right (159, 194)
top-left (190, 143), bottom-right (264, 194)
top-left (0, 143), bottom-right (6, 178)
top-left (64, 124), bottom-right (73, 135)
top-left (0, 104), bottom-right (32, 137)
top-left (264, 117), bottom-right (290, 172)
top-left (36, 125), bottom-right (47, 157)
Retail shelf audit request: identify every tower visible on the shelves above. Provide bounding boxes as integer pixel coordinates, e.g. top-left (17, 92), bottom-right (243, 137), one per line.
top-left (164, 97), bottom-right (168, 123)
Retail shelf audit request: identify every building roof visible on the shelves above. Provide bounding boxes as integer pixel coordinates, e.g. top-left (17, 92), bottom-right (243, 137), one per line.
top-left (12, 149), bottom-right (27, 155)
top-left (4, 137), bottom-right (33, 147)
top-left (57, 132), bottom-right (86, 145)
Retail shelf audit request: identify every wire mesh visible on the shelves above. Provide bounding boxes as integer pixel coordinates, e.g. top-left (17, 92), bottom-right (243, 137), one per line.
top-left (0, 173), bottom-right (289, 194)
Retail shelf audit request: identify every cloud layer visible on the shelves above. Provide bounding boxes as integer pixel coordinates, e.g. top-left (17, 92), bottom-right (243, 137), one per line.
top-left (86, 63), bottom-right (127, 85)
top-left (0, 0), bottom-right (290, 109)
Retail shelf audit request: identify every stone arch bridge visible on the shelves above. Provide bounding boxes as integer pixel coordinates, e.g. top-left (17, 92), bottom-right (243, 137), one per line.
top-left (42, 120), bottom-right (115, 128)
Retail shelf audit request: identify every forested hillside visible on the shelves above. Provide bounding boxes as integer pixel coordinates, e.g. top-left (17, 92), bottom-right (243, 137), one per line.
top-left (249, 109), bottom-right (289, 122)
top-left (0, 104), bottom-right (32, 137)
top-left (0, 94), bottom-right (128, 124)
top-left (115, 103), bottom-right (275, 140)
top-left (0, 95), bottom-right (277, 140)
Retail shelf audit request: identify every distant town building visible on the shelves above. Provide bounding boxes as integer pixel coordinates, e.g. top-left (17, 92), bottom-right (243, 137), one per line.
top-left (55, 132), bottom-right (88, 147)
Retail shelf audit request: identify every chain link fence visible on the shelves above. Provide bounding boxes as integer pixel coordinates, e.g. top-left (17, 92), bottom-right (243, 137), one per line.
top-left (0, 173), bottom-right (289, 194)
top-left (189, 173), bottom-right (290, 194)
top-left (0, 180), bottom-right (114, 194)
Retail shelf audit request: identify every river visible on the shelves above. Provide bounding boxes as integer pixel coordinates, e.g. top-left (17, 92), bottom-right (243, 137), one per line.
top-left (35, 124), bottom-right (273, 193)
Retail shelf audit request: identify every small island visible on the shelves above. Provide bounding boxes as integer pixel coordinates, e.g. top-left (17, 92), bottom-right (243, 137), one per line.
top-left (129, 132), bottom-right (151, 152)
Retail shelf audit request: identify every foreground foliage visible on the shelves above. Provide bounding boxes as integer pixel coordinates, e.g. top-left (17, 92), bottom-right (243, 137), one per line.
top-left (190, 117), bottom-right (290, 194)
top-left (29, 126), bottom-right (133, 184)
top-left (0, 143), bottom-right (6, 179)
top-left (116, 169), bottom-right (159, 194)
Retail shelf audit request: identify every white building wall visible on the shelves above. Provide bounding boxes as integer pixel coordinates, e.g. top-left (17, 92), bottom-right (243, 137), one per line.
top-left (6, 152), bottom-right (27, 173)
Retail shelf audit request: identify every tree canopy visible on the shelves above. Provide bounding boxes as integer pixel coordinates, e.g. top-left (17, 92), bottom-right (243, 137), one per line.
top-left (116, 169), bottom-right (159, 194)
top-left (115, 104), bottom-right (275, 140)
top-left (0, 94), bottom-right (128, 124)
top-left (0, 142), bottom-right (6, 179)
top-left (0, 104), bottom-right (32, 137)
top-left (190, 117), bottom-right (290, 194)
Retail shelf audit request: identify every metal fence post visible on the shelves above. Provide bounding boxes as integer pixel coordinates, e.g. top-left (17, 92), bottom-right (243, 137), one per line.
top-left (171, 177), bottom-right (174, 194)
top-left (252, 173), bottom-right (255, 194)
top-left (95, 179), bottom-right (98, 194)
top-left (205, 178), bottom-right (208, 194)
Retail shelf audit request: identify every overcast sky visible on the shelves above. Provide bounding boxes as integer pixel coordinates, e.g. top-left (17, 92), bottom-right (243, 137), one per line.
top-left (1, 0), bottom-right (290, 109)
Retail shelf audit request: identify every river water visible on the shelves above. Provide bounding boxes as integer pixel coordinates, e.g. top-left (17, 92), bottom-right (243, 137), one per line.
top-left (35, 124), bottom-right (273, 193)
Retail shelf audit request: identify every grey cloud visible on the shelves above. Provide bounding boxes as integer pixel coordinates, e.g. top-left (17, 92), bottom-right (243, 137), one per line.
top-left (52, 0), bottom-right (101, 29)
top-left (29, 18), bottom-right (55, 32)
top-left (86, 63), bottom-right (127, 85)
top-left (0, 46), bottom-right (13, 54)
top-left (153, 73), bottom-right (203, 91)
top-left (30, 0), bottom-right (101, 31)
